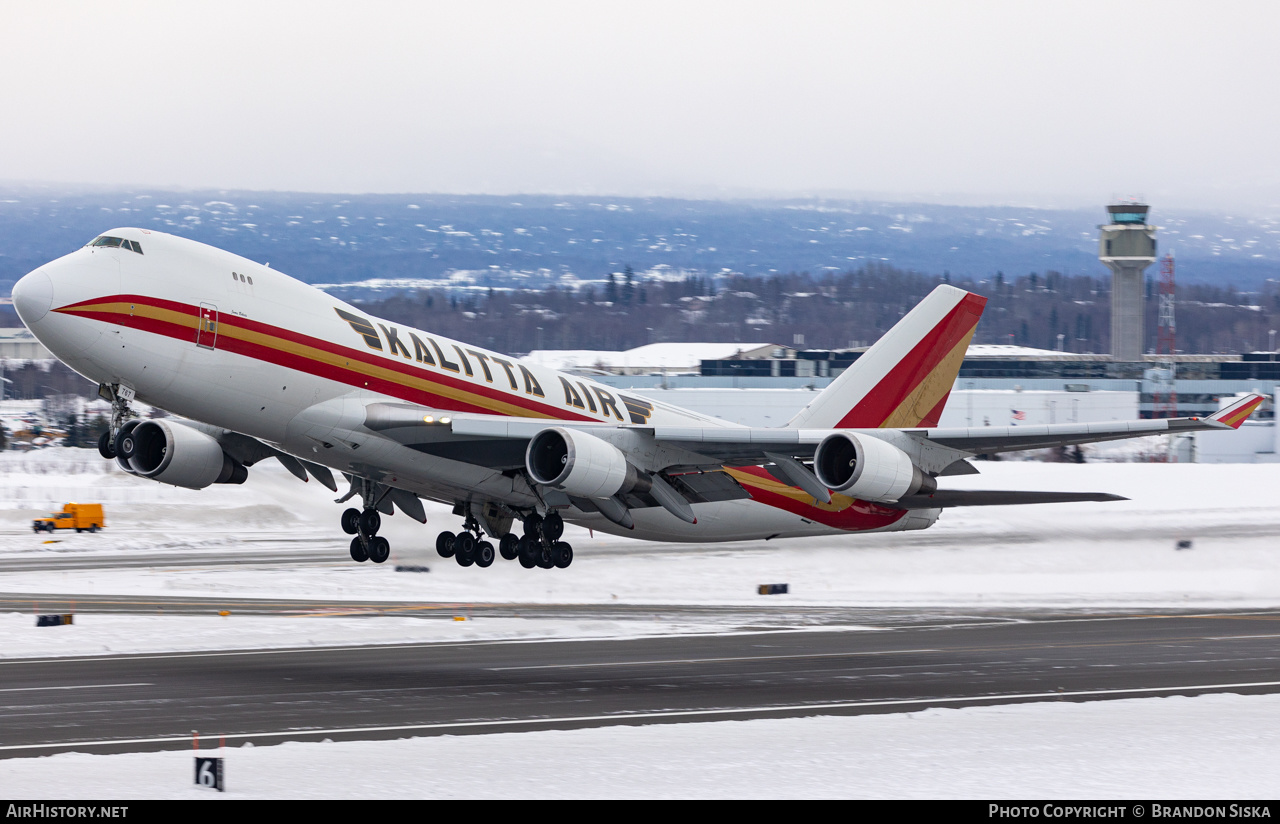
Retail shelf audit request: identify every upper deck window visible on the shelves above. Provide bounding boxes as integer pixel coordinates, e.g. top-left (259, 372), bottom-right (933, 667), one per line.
top-left (87, 236), bottom-right (144, 254)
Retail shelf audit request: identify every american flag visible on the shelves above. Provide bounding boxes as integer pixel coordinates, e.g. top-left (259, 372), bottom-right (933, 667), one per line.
top-left (1011, 409), bottom-right (1026, 421)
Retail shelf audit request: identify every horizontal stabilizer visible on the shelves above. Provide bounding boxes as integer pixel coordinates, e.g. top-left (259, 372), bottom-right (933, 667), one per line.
top-left (1209, 393), bottom-right (1267, 429)
top-left (889, 490), bottom-right (1128, 510)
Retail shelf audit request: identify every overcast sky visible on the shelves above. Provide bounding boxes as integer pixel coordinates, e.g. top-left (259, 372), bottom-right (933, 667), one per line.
top-left (4, 1), bottom-right (1278, 208)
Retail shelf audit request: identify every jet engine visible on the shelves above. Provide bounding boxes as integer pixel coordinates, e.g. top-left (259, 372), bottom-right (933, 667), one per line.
top-left (116, 419), bottom-right (247, 489)
top-left (526, 427), bottom-right (646, 499)
top-left (812, 432), bottom-right (935, 503)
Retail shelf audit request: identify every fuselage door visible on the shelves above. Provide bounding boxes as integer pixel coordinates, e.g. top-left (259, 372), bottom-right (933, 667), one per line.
top-left (196, 302), bottom-right (218, 350)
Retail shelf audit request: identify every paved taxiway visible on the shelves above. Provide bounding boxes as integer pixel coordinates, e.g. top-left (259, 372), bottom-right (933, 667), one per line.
top-left (4, 607), bottom-right (1280, 757)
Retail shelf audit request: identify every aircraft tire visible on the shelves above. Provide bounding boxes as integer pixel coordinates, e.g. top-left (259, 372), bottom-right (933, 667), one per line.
top-left (436, 531), bottom-right (456, 558)
top-left (536, 545), bottom-right (555, 570)
top-left (454, 532), bottom-right (476, 567)
top-left (341, 508), bottom-right (361, 535)
top-left (358, 509), bottom-right (381, 537)
top-left (349, 537), bottom-right (369, 563)
top-left (475, 541), bottom-right (495, 568)
top-left (97, 431), bottom-right (116, 460)
top-left (498, 533), bottom-right (520, 561)
top-left (543, 512), bottom-right (564, 541)
top-left (368, 536), bottom-right (390, 564)
top-left (522, 514), bottom-right (543, 538)
top-left (517, 537), bottom-right (538, 569)
top-left (553, 542), bottom-right (573, 569)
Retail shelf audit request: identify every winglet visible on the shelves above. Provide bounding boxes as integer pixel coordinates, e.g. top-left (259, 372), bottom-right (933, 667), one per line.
top-left (1208, 393), bottom-right (1267, 429)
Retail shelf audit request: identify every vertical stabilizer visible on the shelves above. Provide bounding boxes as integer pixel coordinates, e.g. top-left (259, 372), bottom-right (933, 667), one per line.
top-left (786, 285), bottom-right (986, 429)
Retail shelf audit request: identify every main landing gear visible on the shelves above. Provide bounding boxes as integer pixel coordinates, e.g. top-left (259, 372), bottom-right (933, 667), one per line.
top-left (340, 480), bottom-right (391, 564)
top-left (436, 510), bottom-right (573, 570)
top-left (434, 510), bottom-right (495, 569)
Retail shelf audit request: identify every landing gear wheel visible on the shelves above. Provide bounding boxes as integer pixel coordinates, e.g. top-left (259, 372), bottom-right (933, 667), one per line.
top-left (543, 512), bottom-right (564, 541)
top-left (499, 533), bottom-right (520, 561)
top-left (553, 542), bottom-right (573, 569)
top-left (475, 541), bottom-right (495, 568)
top-left (523, 514), bottom-right (543, 538)
top-left (349, 536), bottom-right (369, 562)
top-left (367, 536), bottom-right (390, 564)
top-left (341, 508), bottom-right (361, 535)
top-left (518, 536), bottom-right (537, 569)
top-left (536, 544), bottom-right (555, 569)
top-left (97, 431), bottom-right (116, 460)
top-left (454, 532), bottom-right (476, 567)
top-left (358, 509), bottom-right (381, 537)
top-left (436, 531), bottom-right (456, 558)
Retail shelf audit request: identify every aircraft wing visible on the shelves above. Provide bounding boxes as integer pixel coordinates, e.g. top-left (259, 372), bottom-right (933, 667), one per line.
top-left (353, 393), bottom-right (1264, 518)
top-left (377, 392), bottom-right (1266, 469)
top-left (905, 392), bottom-right (1266, 455)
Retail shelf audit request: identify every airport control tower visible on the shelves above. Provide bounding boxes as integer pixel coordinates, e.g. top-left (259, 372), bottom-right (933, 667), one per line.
top-left (1099, 201), bottom-right (1157, 361)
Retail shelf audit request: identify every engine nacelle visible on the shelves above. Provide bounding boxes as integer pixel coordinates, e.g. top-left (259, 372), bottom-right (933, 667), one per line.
top-left (812, 432), bottom-right (935, 503)
top-left (526, 427), bottom-right (641, 499)
top-left (123, 420), bottom-right (247, 490)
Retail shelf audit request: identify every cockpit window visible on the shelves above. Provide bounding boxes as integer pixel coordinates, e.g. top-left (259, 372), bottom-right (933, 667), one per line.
top-left (87, 236), bottom-right (143, 254)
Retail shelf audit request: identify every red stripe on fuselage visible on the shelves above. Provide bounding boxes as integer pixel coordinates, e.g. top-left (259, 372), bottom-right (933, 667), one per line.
top-left (730, 466), bottom-right (907, 531)
top-left (55, 295), bottom-right (596, 421)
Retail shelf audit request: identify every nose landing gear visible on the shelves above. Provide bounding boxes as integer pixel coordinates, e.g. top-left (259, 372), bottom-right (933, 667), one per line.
top-left (97, 383), bottom-right (137, 461)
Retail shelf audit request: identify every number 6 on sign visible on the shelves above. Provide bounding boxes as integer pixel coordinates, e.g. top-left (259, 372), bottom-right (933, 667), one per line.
top-left (195, 756), bottom-right (224, 791)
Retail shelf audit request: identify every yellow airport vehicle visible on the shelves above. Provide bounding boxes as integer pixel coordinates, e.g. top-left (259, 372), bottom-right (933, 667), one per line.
top-left (33, 503), bottom-right (104, 533)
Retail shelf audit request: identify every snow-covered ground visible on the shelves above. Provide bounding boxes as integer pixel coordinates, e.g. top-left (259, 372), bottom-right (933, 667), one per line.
top-left (1, 448), bottom-right (1279, 798)
top-left (4, 693), bottom-right (1280, 799)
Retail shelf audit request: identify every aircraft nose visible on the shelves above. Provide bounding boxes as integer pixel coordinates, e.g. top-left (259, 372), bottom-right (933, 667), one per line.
top-left (12, 268), bottom-right (54, 327)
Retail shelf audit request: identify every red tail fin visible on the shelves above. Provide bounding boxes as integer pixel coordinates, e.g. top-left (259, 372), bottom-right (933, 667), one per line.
top-left (787, 285), bottom-right (986, 430)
